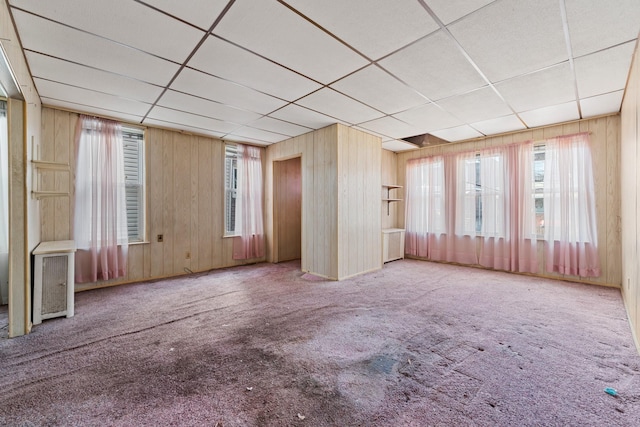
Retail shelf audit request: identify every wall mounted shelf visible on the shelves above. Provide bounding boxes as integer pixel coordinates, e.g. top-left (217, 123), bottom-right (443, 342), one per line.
top-left (31, 159), bottom-right (70, 199)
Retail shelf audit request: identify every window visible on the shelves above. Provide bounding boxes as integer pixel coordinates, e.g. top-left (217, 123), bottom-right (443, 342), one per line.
top-left (405, 157), bottom-right (445, 235)
top-left (224, 144), bottom-right (238, 236)
top-left (533, 144), bottom-right (545, 237)
top-left (457, 152), bottom-right (505, 237)
top-left (122, 126), bottom-right (145, 242)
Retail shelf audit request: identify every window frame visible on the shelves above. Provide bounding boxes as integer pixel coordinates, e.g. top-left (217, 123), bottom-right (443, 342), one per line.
top-left (224, 143), bottom-right (238, 237)
top-left (121, 125), bottom-right (146, 244)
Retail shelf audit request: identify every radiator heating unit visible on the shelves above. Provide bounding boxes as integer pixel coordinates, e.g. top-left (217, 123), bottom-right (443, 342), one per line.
top-left (32, 240), bottom-right (76, 325)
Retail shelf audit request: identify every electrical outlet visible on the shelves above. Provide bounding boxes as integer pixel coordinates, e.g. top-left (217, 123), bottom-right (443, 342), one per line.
top-left (186, 251), bottom-right (191, 259)
top-left (157, 234), bottom-right (163, 242)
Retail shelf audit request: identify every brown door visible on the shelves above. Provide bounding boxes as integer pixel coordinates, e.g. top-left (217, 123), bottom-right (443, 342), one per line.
top-left (274, 157), bottom-right (302, 262)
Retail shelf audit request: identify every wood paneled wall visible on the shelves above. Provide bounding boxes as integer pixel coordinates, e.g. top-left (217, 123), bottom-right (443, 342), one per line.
top-left (2, 0), bottom-right (42, 336)
top-left (381, 149), bottom-right (399, 230)
top-left (265, 124), bottom-right (381, 280)
top-left (621, 41), bottom-right (640, 351)
top-left (396, 116), bottom-right (621, 289)
top-left (39, 107), bottom-right (264, 291)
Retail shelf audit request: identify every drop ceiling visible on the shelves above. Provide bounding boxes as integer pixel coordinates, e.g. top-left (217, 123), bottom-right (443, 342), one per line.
top-left (8, 0), bottom-right (640, 152)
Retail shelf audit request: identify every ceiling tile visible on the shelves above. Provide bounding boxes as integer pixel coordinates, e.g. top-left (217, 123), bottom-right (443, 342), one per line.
top-left (212, 0), bottom-right (368, 84)
top-left (12, 10), bottom-right (179, 85)
top-left (170, 68), bottom-right (287, 115)
top-left (139, 0), bottom-right (230, 31)
top-left (143, 118), bottom-right (226, 139)
top-left (188, 36), bottom-right (322, 101)
top-left (437, 87), bottom-right (512, 123)
top-left (519, 101), bottom-right (579, 128)
top-left (25, 51), bottom-right (163, 103)
top-left (246, 117), bottom-right (312, 137)
top-left (379, 30), bottom-right (487, 101)
top-left (35, 78), bottom-right (151, 117)
top-left (39, 98), bottom-right (144, 125)
top-left (426, 0), bottom-right (496, 25)
top-left (158, 90), bottom-right (262, 124)
top-left (494, 63), bottom-right (575, 113)
top-left (448, 0), bottom-right (567, 82)
top-left (295, 88), bottom-right (384, 125)
top-left (358, 116), bottom-right (425, 139)
top-left (269, 104), bottom-right (345, 129)
top-left (565, 0), bottom-right (640, 57)
top-left (227, 126), bottom-right (289, 144)
top-left (382, 139), bottom-right (418, 152)
top-left (392, 102), bottom-right (463, 133)
top-left (580, 90), bottom-right (624, 118)
top-left (12, 0), bottom-right (204, 63)
top-left (331, 65), bottom-right (427, 114)
top-left (575, 42), bottom-right (635, 99)
top-left (146, 106), bottom-right (240, 134)
top-left (222, 134), bottom-right (272, 146)
top-left (430, 125), bottom-right (483, 142)
top-left (470, 114), bottom-right (526, 135)
top-left (283, 0), bottom-right (438, 60)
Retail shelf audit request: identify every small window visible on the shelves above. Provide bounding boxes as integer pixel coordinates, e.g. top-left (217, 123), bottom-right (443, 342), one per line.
top-left (533, 144), bottom-right (545, 237)
top-left (122, 126), bottom-right (145, 242)
top-left (224, 144), bottom-right (238, 236)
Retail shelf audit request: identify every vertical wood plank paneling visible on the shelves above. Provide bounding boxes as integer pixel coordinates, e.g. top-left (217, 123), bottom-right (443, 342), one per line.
top-left (40, 108), bottom-right (55, 242)
top-left (211, 142), bottom-right (224, 269)
top-left (173, 134), bottom-right (191, 273)
top-left (148, 128), bottom-right (164, 278)
top-left (606, 116), bottom-right (621, 286)
top-left (53, 109), bottom-right (70, 240)
top-left (190, 137), bottom-right (199, 271)
top-left (197, 137), bottom-right (213, 270)
top-left (302, 133), bottom-right (315, 274)
top-left (162, 130), bottom-right (175, 274)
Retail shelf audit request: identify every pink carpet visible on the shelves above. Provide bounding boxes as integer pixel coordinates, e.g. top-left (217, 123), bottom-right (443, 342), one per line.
top-left (1, 259), bottom-right (638, 426)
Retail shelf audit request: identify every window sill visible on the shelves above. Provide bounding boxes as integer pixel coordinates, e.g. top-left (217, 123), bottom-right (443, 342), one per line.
top-left (223, 234), bottom-right (239, 239)
top-left (129, 240), bottom-right (149, 245)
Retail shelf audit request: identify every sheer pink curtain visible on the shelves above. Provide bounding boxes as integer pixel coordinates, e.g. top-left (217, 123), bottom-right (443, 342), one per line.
top-left (232, 144), bottom-right (265, 260)
top-left (543, 133), bottom-right (600, 277)
top-left (405, 156), bottom-right (445, 258)
top-left (447, 153), bottom-right (478, 264)
top-left (74, 115), bottom-right (128, 283)
top-left (478, 143), bottom-right (537, 273)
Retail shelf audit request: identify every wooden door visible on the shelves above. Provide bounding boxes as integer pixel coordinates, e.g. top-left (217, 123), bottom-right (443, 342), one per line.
top-left (274, 157), bottom-right (302, 262)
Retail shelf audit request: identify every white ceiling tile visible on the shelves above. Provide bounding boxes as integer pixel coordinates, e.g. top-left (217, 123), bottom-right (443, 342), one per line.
top-left (25, 51), bottom-right (163, 103)
top-left (392, 102), bottom-right (463, 133)
top-left (139, 0), bottom-right (230, 31)
top-left (437, 87), bottom-right (512, 123)
top-left (12, 0), bottom-right (204, 63)
top-left (470, 114), bottom-right (526, 135)
top-left (358, 116), bottom-right (425, 139)
top-left (565, 0), bottom-right (640, 57)
top-left (379, 30), bottom-right (487, 101)
top-left (430, 125), bottom-right (483, 142)
top-left (170, 68), bottom-right (287, 115)
top-left (222, 134), bottom-right (272, 146)
top-left (228, 126), bottom-right (289, 144)
top-left (575, 42), bottom-right (635, 99)
top-left (212, 0), bottom-right (368, 84)
top-left (246, 117), bottom-right (312, 137)
top-left (158, 90), bottom-right (262, 124)
top-left (143, 118), bottom-right (226, 139)
top-left (295, 88), bottom-right (384, 125)
top-left (146, 106), bottom-right (240, 134)
top-left (283, 0), bottom-right (438, 60)
top-left (188, 36), bottom-right (322, 101)
top-left (580, 90), bottom-right (624, 118)
top-left (426, 0), bottom-right (496, 25)
top-left (331, 65), bottom-right (427, 114)
top-left (39, 98), bottom-right (144, 125)
top-left (519, 101), bottom-right (580, 128)
top-left (34, 78), bottom-right (151, 117)
top-left (448, 0), bottom-right (567, 82)
top-left (12, 10), bottom-right (179, 85)
top-left (382, 139), bottom-right (419, 152)
top-left (269, 104), bottom-right (344, 129)
top-left (495, 63), bottom-right (575, 113)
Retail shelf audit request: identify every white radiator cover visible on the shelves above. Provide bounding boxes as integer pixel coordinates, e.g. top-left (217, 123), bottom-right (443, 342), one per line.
top-left (32, 240), bottom-right (76, 325)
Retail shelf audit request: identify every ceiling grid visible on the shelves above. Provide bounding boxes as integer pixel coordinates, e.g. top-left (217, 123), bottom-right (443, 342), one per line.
top-left (8, 0), bottom-right (640, 151)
